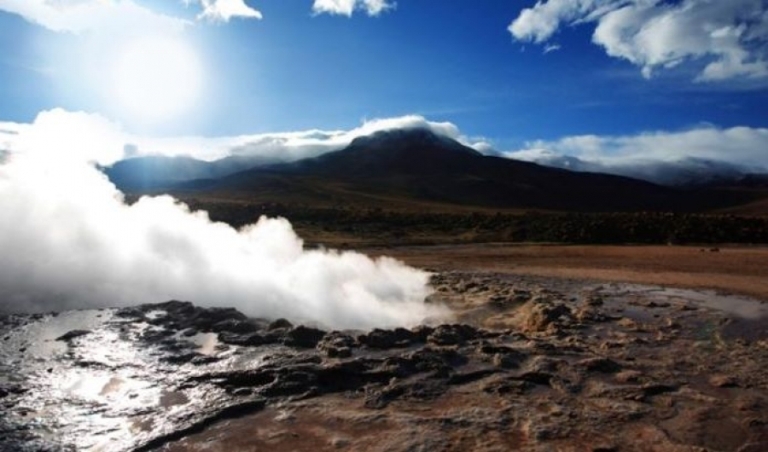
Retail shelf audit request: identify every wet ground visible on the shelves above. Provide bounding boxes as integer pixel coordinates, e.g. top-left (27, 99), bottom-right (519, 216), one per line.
top-left (1, 272), bottom-right (767, 451)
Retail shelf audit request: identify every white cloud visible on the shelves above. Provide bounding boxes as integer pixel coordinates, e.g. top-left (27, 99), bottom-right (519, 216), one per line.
top-left (509, 0), bottom-right (768, 82)
top-left (0, 0), bottom-right (189, 34)
top-left (0, 108), bottom-right (446, 328)
top-left (193, 0), bottom-right (262, 21)
top-left (0, 0), bottom-right (262, 34)
top-left (312, 0), bottom-right (395, 17)
top-left (504, 125), bottom-right (768, 184)
top-left (197, 115), bottom-right (489, 162)
top-left (0, 111), bottom-right (490, 167)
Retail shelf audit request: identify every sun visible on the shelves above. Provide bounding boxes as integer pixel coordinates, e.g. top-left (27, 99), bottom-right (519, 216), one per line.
top-left (111, 35), bottom-right (203, 124)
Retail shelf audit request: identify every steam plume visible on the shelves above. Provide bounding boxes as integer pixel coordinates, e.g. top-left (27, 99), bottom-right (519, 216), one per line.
top-left (0, 110), bottom-right (446, 329)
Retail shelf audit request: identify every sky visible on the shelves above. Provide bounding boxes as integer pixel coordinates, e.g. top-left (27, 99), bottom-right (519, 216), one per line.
top-left (0, 0), bottom-right (767, 322)
top-left (0, 0), bottom-right (767, 168)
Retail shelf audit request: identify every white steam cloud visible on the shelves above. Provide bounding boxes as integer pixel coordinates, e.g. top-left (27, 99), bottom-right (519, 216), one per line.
top-left (0, 110), bottom-right (446, 329)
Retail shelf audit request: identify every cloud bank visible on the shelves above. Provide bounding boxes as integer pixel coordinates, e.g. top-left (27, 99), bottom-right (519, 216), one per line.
top-left (312, 0), bottom-right (395, 17)
top-left (5, 109), bottom-right (767, 187)
top-left (505, 125), bottom-right (768, 185)
top-left (0, 109), bottom-right (446, 329)
top-left (509, 0), bottom-right (768, 82)
top-left (0, 110), bottom-right (488, 165)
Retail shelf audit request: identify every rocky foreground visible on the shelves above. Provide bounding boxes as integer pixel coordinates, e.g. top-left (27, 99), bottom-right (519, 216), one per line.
top-left (1, 272), bottom-right (767, 452)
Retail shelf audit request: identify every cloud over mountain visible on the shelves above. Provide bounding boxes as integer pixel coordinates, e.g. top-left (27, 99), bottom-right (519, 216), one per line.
top-left (509, 0), bottom-right (768, 82)
top-left (505, 125), bottom-right (768, 184)
top-left (0, 109), bottom-right (487, 166)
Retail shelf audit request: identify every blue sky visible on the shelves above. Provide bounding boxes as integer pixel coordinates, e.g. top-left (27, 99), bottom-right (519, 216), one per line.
top-left (1, 0), bottom-right (767, 168)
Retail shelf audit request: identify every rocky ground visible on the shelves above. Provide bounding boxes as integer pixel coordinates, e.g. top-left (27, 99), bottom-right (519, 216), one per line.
top-left (1, 272), bottom-right (767, 452)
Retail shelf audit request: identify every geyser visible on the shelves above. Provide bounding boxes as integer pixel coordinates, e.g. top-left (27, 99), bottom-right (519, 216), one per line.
top-left (0, 110), bottom-right (447, 329)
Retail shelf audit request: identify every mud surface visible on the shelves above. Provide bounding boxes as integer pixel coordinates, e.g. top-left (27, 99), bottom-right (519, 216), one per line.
top-left (1, 272), bottom-right (767, 451)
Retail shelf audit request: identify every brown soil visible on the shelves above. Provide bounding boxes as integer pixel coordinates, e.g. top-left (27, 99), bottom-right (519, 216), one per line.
top-left (371, 244), bottom-right (768, 301)
top-left (154, 244), bottom-right (768, 452)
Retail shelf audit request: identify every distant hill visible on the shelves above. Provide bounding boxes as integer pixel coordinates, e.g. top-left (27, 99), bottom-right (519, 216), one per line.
top-left (167, 128), bottom-right (760, 213)
top-left (515, 153), bottom-right (768, 188)
top-left (103, 154), bottom-right (277, 191)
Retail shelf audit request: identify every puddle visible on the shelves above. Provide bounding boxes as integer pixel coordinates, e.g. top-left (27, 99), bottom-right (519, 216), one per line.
top-left (652, 288), bottom-right (768, 320)
top-left (721, 318), bottom-right (768, 342)
top-left (594, 284), bottom-right (768, 320)
top-left (591, 283), bottom-right (768, 342)
top-left (144, 310), bottom-right (168, 321)
top-left (179, 332), bottom-right (221, 356)
top-left (160, 390), bottom-right (190, 408)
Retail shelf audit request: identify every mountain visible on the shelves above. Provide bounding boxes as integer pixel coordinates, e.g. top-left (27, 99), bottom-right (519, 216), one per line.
top-left (515, 153), bottom-right (767, 187)
top-left (173, 128), bottom-right (759, 213)
top-left (103, 154), bottom-right (277, 191)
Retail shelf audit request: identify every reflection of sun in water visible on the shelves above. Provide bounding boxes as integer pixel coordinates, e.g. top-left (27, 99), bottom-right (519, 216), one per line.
top-left (111, 36), bottom-right (203, 123)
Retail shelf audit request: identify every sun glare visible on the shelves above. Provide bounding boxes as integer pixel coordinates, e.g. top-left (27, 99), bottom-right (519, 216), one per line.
top-left (111, 36), bottom-right (203, 124)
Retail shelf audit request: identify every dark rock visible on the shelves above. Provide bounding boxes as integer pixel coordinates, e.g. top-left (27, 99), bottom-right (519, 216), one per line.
top-left (411, 325), bottom-right (434, 342)
top-left (577, 358), bottom-right (622, 374)
top-left (283, 326), bottom-right (326, 348)
top-left (55, 330), bottom-right (91, 342)
top-left (325, 346), bottom-right (352, 358)
top-left (483, 378), bottom-right (534, 395)
top-left (641, 383), bottom-right (679, 399)
top-left (493, 353), bottom-right (522, 369)
top-left (406, 347), bottom-right (468, 375)
top-left (211, 319), bottom-right (261, 335)
top-left (191, 307), bottom-right (248, 331)
top-left (478, 343), bottom-right (527, 369)
top-left (165, 352), bottom-right (201, 365)
top-left (268, 318), bottom-right (293, 331)
top-left (181, 328), bottom-right (199, 337)
top-left (365, 380), bottom-right (447, 409)
top-left (218, 331), bottom-right (268, 347)
top-left (427, 324), bottom-right (483, 346)
top-left (525, 302), bottom-right (573, 332)
top-left (709, 375), bottom-right (739, 388)
top-left (0, 385), bottom-right (27, 398)
top-left (317, 332), bottom-right (356, 358)
top-left (229, 387), bottom-right (253, 397)
top-left (574, 306), bottom-right (612, 323)
top-left (191, 355), bottom-right (222, 365)
top-left (592, 446), bottom-right (619, 452)
top-left (263, 370), bottom-right (319, 397)
top-left (358, 328), bottom-right (416, 349)
top-left (515, 371), bottom-right (554, 386)
top-left (448, 368), bottom-right (499, 385)
top-left (586, 296), bottom-right (604, 307)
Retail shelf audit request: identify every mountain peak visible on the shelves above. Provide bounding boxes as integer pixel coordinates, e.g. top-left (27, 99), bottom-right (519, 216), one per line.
top-left (346, 127), bottom-right (482, 157)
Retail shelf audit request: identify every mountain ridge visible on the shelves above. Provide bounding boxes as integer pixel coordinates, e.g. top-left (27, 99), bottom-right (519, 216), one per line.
top-left (104, 128), bottom-right (767, 214)
top-left (172, 128), bottom-right (756, 213)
